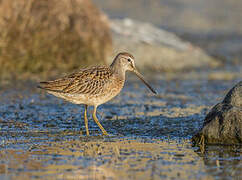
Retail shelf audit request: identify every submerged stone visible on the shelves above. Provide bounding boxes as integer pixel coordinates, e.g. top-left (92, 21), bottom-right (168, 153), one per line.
top-left (192, 81), bottom-right (242, 145)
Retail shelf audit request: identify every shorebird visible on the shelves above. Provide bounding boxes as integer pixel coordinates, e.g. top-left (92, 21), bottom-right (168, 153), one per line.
top-left (38, 52), bottom-right (156, 135)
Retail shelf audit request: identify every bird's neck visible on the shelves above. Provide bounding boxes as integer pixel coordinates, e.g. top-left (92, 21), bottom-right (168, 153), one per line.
top-left (110, 62), bottom-right (126, 80)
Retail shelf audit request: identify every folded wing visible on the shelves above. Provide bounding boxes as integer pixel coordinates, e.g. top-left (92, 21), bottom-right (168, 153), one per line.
top-left (38, 66), bottom-right (113, 95)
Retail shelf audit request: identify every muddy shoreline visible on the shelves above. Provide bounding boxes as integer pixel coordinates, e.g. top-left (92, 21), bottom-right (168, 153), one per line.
top-left (0, 73), bottom-right (241, 179)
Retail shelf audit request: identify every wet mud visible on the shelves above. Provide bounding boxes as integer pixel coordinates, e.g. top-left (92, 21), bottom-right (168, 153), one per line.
top-left (0, 72), bottom-right (241, 179)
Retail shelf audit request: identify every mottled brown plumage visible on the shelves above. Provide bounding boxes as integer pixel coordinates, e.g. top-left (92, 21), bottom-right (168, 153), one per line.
top-left (38, 52), bottom-right (156, 135)
top-left (40, 66), bottom-right (113, 95)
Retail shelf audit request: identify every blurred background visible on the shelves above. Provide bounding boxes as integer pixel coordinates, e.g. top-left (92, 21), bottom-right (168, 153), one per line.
top-left (0, 0), bottom-right (241, 82)
top-left (93, 0), bottom-right (242, 63)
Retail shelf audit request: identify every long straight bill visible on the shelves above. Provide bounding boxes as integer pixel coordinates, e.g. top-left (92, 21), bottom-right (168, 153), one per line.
top-left (133, 69), bottom-right (157, 94)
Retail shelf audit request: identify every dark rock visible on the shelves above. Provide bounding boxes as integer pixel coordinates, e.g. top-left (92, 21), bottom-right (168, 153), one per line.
top-left (192, 81), bottom-right (242, 145)
top-left (223, 81), bottom-right (242, 107)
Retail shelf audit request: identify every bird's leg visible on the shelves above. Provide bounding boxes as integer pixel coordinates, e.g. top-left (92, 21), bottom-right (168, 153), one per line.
top-left (92, 106), bottom-right (108, 135)
top-left (84, 105), bottom-right (89, 136)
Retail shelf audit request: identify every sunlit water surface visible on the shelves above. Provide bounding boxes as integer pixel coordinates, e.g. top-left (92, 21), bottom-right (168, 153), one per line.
top-left (0, 73), bottom-right (241, 179)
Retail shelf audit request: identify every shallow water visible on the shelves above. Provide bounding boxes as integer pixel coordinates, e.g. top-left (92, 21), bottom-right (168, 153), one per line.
top-left (0, 72), bottom-right (241, 179)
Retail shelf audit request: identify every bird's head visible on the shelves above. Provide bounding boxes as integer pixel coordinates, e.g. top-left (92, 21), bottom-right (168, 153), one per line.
top-left (111, 52), bottom-right (157, 94)
top-left (113, 52), bottom-right (136, 72)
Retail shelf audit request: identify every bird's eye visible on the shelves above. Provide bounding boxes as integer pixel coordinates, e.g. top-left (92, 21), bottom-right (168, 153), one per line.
top-left (127, 58), bottom-right (131, 62)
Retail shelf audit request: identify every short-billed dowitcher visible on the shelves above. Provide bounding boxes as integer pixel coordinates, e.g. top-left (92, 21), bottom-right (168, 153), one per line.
top-left (38, 52), bottom-right (156, 135)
